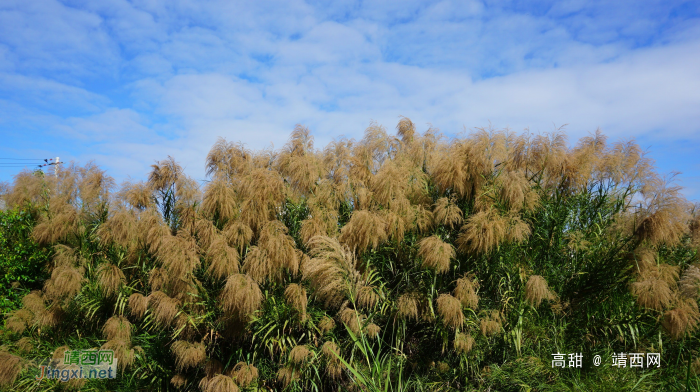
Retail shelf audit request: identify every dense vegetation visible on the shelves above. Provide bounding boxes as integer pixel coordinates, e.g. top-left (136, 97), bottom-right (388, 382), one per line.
top-left (1, 119), bottom-right (699, 391)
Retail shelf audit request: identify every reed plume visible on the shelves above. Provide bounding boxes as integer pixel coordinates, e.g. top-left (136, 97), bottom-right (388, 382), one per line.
top-left (148, 291), bottom-right (181, 326)
top-left (454, 274), bottom-right (479, 309)
top-left (432, 197), bottom-right (463, 229)
top-left (128, 293), bottom-right (148, 318)
top-left (220, 274), bottom-right (263, 320)
top-left (322, 341), bottom-right (344, 379)
top-left (480, 310), bottom-right (503, 337)
top-left (662, 297), bottom-right (700, 339)
top-left (303, 236), bottom-right (365, 308)
top-left (318, 315), bottom-right (336, 333)
top-left (171, 340), bottom-right (206, 371)
top-left (631, 267), bottom-right (674, 311)
top-left (44, 266), bottom-right (83, 301)
top-left (397, 293), bottom-right (419, 321)
top-left (223, 220), bottom-right (254, 251)
top-left (244, 220), bottom-right (299, 283)
top-left (96, 263), bottom-right (125, 297)
top-left (204, 374), bottom-right (240, 392)
top-left (201, 177), bottom-right (237, 222)
top-left (418, 236), bottom-right (455, 274)
top-left (103, 315), bottom-right (132, 341)
top-left (457, 207), bottom-right (508, 254)
top-left (524, 275), bottom-right (555, 308)
top-left (454, 332), bottom-right (474, 354)
top-left (679, 265), bottom-right (700, 299)
top-left (0, 351), bottom-right (23, 388)
top-left (230, 362), bottom-right (258, 388)
top-left (437, 294), bottom-right (464, 329)
top-left (284, 283), bottom-right (308, 320)
top-left (338, 210), bottom-right (387, 253)
top-left (206, 236), bottom-right (240, 280)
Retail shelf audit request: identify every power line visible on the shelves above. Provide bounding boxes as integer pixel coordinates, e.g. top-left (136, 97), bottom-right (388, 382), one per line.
top-left (0, 158), bottom-right (45, 160)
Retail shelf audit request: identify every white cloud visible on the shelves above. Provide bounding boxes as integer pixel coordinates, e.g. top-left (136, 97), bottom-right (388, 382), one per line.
top-left (0, 0), bottom-right (699, 198)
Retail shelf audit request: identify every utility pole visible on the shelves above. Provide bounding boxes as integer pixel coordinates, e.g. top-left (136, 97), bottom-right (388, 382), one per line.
top-left (55, 157), bottom-right (59, 177)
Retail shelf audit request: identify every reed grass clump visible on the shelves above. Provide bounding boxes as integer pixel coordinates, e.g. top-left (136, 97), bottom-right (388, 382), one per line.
top-left (3, 118), bottom-right (699, 390)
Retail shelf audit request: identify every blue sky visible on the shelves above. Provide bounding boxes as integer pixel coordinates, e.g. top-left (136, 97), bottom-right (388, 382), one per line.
top-left (1, 0), bottom-right (699, 199)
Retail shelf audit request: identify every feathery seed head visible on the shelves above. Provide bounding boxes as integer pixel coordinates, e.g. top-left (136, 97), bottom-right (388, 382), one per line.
top-left (103, 315), bottom-right (132, 341)
top-left (170, 374), bottom-right (187, 389)
top-left (397, 293), bottom-right (420, 321)
top-left (284, 283), bottom-right (308, 320)
top-left (524, 275), bottom-right (555, 308)
top-left (230, 362), bottom-right (258, 388)
top-left (679, 265), bottom-right (700, 299)
top-left (366, 323), bottom-right (381, 339)
top-left (289, 345), bottom-right (312, 365)
top-left (318, 316), bottom-right (336, 333)
top-left (0, 351), bottom-right (23, 388)
top-left (662, 298), bottom-right (700, 339)
top-left (204, 374), bottom-right (240, 392)
top-left (437, 294), bottom-right (464, 329)
top-left (432, 197), bottom-right (463, 229)
top-left (418, 236), bottom-right (455, 274)
top-left (454, 275), bottom-right (479, 309)
top-left (171, 340), bottom-right (206, 371)
top-left (220, 274), bottom-right (263, 320)
top-left (96, 263), bottom-right (125, 297)
top-left (454, 332), bottom-right (474, 355)
top-left (206, 236), bottom-right (240, 280)
top-left (128, 293), bottom-right (148, 319)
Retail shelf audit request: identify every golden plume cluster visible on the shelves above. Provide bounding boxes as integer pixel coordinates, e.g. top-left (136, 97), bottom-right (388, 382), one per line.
top-left (2, 117), bottom-right (699, 390)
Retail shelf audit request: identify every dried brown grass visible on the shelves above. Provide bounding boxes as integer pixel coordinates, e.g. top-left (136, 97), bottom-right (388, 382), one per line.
top-left (284, 284), bottom-right (308, 320)
top-left (318, 316), bottom-right (336, 333)
top-left (0, 351), bottom-right (23, 388)
top-left (230, 362), bottom-right (258, 388)
top-left (524, 275), bottom-right (555, 308)
top-left (662, 297), bottom-right (700, 339)
top-left (437, 294), bottom-right (464, 330)
top-left (454, 274), bottom-right (479, 309)
top-left (418, 236), bottom-right (455, 274)
top-left (679, 265), bottom-right (700, 299)
top-left (206, 236), bottom-right (240, 280)
top-left (128, 293), bottom-right (148, 319)
top-left (432, 197), bottom-right (463, 229)
top-left (103, 315), bottom-right (132, 341)
top-left (454, 332), bottom-right (474, 355)
top-left (480, 310), bottom-right (503, 337)
top-left (338, 210), bottom-right (387, 253)
top-left (220, 274), bottom-right (263, 320)
top-left (171, 340), bottom-right (206, 371)
top-left (204, 374), bottom-right (240, 392)
top-left (397, 293), bottom-right (419, 321)
top-left (96, 263), bottom-right (125, 297)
